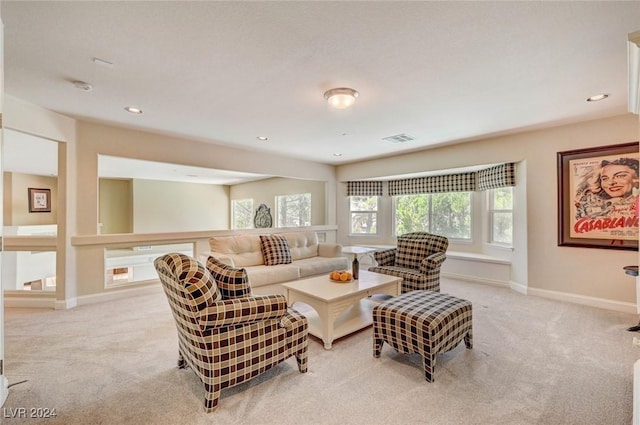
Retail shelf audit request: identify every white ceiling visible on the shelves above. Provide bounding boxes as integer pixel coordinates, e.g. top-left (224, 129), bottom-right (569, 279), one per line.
top-left (2, 1), bottom-right (640, 169)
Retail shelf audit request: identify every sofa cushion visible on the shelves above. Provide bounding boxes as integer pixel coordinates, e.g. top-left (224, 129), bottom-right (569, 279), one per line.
top-left (206, 256), bottom-right (252, 299)
top-left (260, 234), bottom-right (293, 266)
top-left (179, 259), bottom-right (222, 311)
top-left (209, 234), bottom-right (264, 267)
top-left (396, 237), bottom-right (431, 270)
top-left (295, 256), bottom-right (351, 278)
top-left (282, 231), bottom-right (319, 260)
top-left (244, 264), bottom-right (301, 287)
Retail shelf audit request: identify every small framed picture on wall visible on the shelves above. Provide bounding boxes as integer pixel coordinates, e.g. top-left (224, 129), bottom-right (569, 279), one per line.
top-left (28, 188), bottom-right (51, 213)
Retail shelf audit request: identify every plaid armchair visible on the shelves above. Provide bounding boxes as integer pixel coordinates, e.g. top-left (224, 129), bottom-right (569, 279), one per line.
top-left (154, 253), bottom-right (308, 412)
top-left (368, 232), bottom-right (448, 293)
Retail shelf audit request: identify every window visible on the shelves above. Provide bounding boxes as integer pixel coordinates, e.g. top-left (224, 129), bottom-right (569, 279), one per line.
top-left (350, 196), bottom-right (378, 234)
top-left (276, 193), bottom-right (311, 227)
top-left (394, 192), bottom-right (472, 239)
top-left (231, 199), bottom-right (253, 229)
top-left (489, 187), bottom-right (513, 245)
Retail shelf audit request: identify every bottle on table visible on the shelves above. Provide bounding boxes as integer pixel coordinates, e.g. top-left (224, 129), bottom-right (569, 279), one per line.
top-left (352, 255), bottom-right (359, 280)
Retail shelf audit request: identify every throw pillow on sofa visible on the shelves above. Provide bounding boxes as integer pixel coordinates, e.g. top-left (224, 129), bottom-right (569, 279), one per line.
top-left (206, 256), bottom-right (252, 299)
top-left (167, 253), bottom-right (222, 311)
top-left (259, 234), bottom-right (293, 266)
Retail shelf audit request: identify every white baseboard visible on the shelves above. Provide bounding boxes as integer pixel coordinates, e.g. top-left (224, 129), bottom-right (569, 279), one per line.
top-left (527, 286), bottom-right (637, 314)
top-left (441, 271), bottom-right (509, 288)
top-left (445, 273), bottom-right (637, 314)
top-left (75, 284), bottom-right (162, 307)
top-left (4, 284), bottom-right (161, 309)
top-left (4, 294), bottom-right (55, 308)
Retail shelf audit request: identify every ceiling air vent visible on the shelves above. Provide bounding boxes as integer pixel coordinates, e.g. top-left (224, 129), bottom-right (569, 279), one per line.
top-left (382, 133), bottom-right (415, 143)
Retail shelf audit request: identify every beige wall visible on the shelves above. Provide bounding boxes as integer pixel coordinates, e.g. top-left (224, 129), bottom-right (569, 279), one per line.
top-left (75, 121), bottom-right (337, 236)
top-left (132, 179), bottom-right (229, 233)
top-left (5, 94), bottom-right (639, 312)
top-left (3, 172), bottom-right (57, 226)
top-left (337, 114), bottom-right (640, 306)
top-left (230, 177), bottom-right (326, 226)
top-left (99, 178), bottom-right (133, 234)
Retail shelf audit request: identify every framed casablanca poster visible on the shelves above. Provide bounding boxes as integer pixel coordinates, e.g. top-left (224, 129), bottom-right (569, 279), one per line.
top-left (557, 141), bottom-right (639, 250)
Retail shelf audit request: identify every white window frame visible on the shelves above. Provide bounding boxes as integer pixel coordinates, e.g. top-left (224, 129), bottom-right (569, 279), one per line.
top-left (275, 193), bottom-right (311, 227)
top-left (488, 187), bottom-right (513, 247)
top-left (349, 195), bottom-right (379, 236)
top-left (231, 198), bottom-right (254, 230)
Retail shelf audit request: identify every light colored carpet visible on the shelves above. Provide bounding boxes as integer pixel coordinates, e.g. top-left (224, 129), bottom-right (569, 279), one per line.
top-left (2, 278), bottom-right (639, 425)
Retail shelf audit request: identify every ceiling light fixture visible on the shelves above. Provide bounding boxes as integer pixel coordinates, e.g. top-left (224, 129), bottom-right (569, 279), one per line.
top-left (324, 87), bottom-right (359, 109)
top-left (73, 80), bottom-right (93, 91)
top-left (124, 106), bottom-right (143, 114)
top-left (587, 93), bottom-right (609, 102)
top-left (333, 153), bottom-right (343, 157)
top-left (257, 136), bottom-right (268, 141)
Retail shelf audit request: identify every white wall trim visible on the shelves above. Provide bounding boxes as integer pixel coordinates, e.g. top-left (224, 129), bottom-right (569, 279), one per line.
top-left (447, 276), bottom-right (635, 314)
top-left (4, 284), bottom-right (161, 309)
top-left (527, 286), bottom-right (637, 314)
top-left (75, 283), bottom-right (161, 307)
top-left (441, 272), bottom-right (509, 288)
top-left (55, 298), bottom-right (77, 310)
top-left (446, 251), bottom-right (511, 265)
top-left (509, 280), bottom-right (528, 295)
top-left (4, 293), bottom-right (55, 308)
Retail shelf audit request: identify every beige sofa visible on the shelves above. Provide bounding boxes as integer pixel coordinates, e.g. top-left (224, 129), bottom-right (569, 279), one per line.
top-left (199, 230), bottom-right (350, 295)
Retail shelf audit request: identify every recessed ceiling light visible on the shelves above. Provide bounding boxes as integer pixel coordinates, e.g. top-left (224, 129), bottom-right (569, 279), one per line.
top-left (73, 80), bottom-right (93, 91)
top-left (257, 136), bottom-right (268, 141)
top-left (124, 106), bottom-right (143, 114)
top-left (333, 153), bottom-right (343, 157)
top-left (587, 93), bottom-right (609, 102)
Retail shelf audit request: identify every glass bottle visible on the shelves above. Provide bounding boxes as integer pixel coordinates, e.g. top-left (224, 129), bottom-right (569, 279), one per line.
top-left (352, 255), bottom-right (359, 280)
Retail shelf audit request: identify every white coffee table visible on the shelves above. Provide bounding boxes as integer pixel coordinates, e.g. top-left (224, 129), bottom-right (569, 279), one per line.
top-left (282, 270), bottom-right (401, 350)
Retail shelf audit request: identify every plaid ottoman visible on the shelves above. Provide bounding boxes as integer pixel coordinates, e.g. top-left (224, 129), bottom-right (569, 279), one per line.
top-left (373, 290), bottom-right (472, 382)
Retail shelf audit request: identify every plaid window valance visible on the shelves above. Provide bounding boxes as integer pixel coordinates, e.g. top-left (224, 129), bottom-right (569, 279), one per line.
top-left (346, 181), bottom-right (383, 196)
top-left (388, 173), bottom-right (476, 196)
top-left (348, 162), bottom-right (516, 196)
top-left (476, 163), bottom-right (516, 191)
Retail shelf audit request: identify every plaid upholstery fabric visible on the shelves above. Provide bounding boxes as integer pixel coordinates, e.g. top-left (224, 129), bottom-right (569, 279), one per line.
top-left (369, 232), bottom-right (448, 293)
top-left (477, 162), bottom-right (516, 190)
top-left (163, 252), bottom-right (222, 311)
top-left (373, 290), bottom-right (472, 382)
top-left (346, 181), bottom-right (383, 196)
top-left (388, 173), bottom-right (476, 195)
top-left (259, 234), bottom-right (293, 266)
top-left (206, 256), bottom-right (252, 299)
top-left (198, 295), bottom-right (287, 328)
top-left (154, 253), bottom-right (309, 413)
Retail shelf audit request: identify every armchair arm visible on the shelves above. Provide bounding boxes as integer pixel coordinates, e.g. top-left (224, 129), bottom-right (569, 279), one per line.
top-left (419, 252), bottom-right (447, 274)
top-left (318, 242), bottom-right (342, 258)
top-left (374, 248), bottom-right (396, 267)
top-left (198, 294), bottom-right (287, 329)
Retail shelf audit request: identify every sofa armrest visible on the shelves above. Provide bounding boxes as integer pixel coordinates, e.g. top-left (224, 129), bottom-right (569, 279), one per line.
top-left (419, 252), bottom-right (447, 273)
top-left (318, 242), bottom-right (342, 258)
top-left (374, 248), bottom-right (396, 267)
top-left (198, 295), bottom-right (287, 329)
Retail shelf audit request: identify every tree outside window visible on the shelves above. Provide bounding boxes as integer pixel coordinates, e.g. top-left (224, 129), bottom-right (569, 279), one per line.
top-left (350, 196), bottom-right (378, 234)
top-left (276, 193), bottom-right (311, 227)
top-left (489, 187), bottom-right (513, 245)
top-left (232, 199), bottom-right (253, 229)
top-left (394, 192), bottom-right (471, 239)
